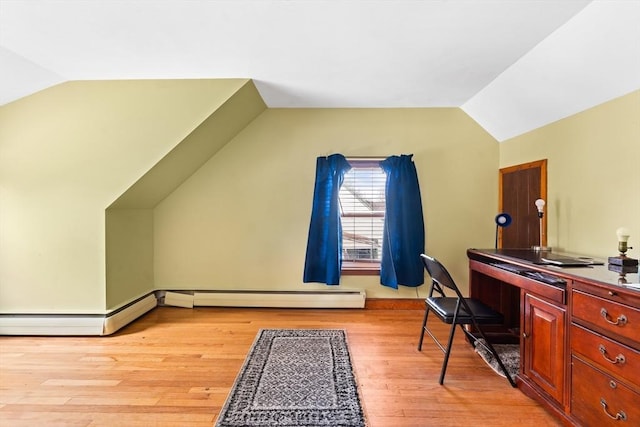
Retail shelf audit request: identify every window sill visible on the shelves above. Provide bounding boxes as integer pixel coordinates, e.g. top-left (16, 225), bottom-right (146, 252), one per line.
top-left (341, 262), bottom-right (380, 276)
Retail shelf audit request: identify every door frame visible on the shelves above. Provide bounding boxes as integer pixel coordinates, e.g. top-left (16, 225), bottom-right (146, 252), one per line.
top-left (498, 159), bottom-right (548, 248)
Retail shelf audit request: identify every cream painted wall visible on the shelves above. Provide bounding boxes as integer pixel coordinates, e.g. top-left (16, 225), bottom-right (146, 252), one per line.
top-left (500, 90), bottom-right (640, 260)
top-left (0, 79), bottom-right (252, 313)
top-left (5, 78), bottom-right (635, 316)
top-left (104, 81), bottom-right (266, 310)
top-left (154, 108), bottom-right (500, 298)
top-left (105, 209), bottom-right (154, 309)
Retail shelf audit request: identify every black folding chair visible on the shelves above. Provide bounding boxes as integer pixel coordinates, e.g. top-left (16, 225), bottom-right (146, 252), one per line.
top-left (417, 254), bottom-right (516, 387)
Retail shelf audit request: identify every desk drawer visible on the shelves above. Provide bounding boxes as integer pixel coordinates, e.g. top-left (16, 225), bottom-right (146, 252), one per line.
top-left (571, 323), bottom-right (640, 388)
top-left (572, 356), bottom-right (640, 427)
top-left (573, 280), bottom-right (640, 308)
top-left (572, 290), bottom-right (640, 344)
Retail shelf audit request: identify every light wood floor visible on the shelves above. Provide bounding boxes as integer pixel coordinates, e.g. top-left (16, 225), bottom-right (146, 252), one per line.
top-left (0, 307), bottom-right (562, 427)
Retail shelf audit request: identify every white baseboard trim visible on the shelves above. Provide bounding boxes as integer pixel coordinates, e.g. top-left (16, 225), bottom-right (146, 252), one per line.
top-left (102, 293), bottom-right (158, 335)
top-left (0, 293), bottom-right (158, 336)
top-left (163, 291), bottom-right (194, 308)
top-left (0, 289), bottom-right (366, 336)
top-left (191, 290), bottom-right (366, 308)
top-left (0, 314), bottom-right (105, 336)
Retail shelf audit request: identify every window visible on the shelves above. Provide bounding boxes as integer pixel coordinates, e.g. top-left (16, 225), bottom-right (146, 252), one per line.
top-left (339, 159), bottom-right (386, 274)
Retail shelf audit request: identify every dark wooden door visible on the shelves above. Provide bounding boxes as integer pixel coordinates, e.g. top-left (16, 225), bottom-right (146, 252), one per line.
top-left (499, 160), bottom-right (547, 249)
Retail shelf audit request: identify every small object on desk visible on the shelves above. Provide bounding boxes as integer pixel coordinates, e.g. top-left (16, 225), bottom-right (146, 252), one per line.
top-left (531, 199), bottom-right (551, 252)
top-left (541, 254), bottom-right (601, 266)
top-left (494, 213), bottom-right (512, 249)
top-left (608, 226), bottom-right (638, 266)
top-left (608, 262), bottom-right (638, 285)
top-left (491, 262), bottom-right (531, 274)
top-left (608, 256), bottom-right (639, 267)
top-left (523, 271), bottom-right (566, 286)
top-left (607, 263), bottom-right (639, 274)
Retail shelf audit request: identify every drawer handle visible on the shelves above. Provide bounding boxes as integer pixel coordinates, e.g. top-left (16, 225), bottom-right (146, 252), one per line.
top-left (600, 308), bottom-right (628, 326)
top-left (599, 344), bottom-right (626, 364)
top-left (600, 398), bottom-right (627, 421)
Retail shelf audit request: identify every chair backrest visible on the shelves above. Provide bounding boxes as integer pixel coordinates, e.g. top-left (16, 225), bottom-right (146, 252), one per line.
top-left (420, 254), bottom-right (464, 299)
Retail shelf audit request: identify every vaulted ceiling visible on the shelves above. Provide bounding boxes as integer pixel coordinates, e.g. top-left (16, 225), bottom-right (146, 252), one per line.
top-left (1, 0), bottom-right (638, 141)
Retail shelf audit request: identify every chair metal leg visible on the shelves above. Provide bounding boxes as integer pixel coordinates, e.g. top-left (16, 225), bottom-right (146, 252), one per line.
top-left (483, 339), bottom-right (517, 388)
top-left (469, 322), bottom-right (517, 388)
top-left (417, 307), bottom-right (430, 350)
top-left (438, 322), bottom-right (457, 385)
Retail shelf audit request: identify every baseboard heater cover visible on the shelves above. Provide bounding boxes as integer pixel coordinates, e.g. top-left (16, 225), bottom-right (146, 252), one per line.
top-left (0, 290), bottom-right (365, 335)
top-left (102, 293), bottom-right (158, 335)
top-left (0, 293), bottom-right (158, 336)
top-left (163, 291), bottom-right (195, 308)
top-left (192, 290), bottom-right (366, 308)
top-left (0, 314), bottom-right (105, 336)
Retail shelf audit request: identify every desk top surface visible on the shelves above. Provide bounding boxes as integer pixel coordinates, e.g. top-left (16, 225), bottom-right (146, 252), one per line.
top-left (468, 248), bottom-right (639, 292)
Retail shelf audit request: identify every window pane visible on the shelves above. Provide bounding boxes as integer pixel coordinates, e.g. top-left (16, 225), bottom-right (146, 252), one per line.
top-left (339, 163), bottom-right (386, 263)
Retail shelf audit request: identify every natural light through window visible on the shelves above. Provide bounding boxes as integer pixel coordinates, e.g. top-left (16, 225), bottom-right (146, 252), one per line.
top-left (339, 159), bottom-right (386, 273)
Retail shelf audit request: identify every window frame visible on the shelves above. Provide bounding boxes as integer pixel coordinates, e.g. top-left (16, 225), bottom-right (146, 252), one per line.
top-left (340, 158), bottom-right (386, 276)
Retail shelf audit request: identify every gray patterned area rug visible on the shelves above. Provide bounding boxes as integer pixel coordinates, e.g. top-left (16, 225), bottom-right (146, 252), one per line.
top-left (215, 329), bottom-right (366, 427)
top-left (474, 338), bottom-right (520, 380)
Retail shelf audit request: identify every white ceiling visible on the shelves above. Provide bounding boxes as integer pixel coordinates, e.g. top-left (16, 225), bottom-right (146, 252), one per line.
top-left (1, 0), bottom-right (638, 141)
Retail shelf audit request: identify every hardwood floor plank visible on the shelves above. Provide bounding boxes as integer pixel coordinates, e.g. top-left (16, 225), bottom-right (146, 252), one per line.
top-left (42, 380), bottom-right (121, 387)
top-left (0, 307), bottom-right (562, 426)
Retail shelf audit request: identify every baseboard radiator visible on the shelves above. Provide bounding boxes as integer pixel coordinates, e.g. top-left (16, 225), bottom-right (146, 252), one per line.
top-left (0, 290), bottom-right (365, 336)
top-left (162, 290), bottom-right (366, 309)
top-left (0, 293), bottom-right (158, 336)
top-left (102, 293), bottom-right (158, 335)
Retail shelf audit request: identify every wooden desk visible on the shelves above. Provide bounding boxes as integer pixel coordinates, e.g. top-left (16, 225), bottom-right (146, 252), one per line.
top-left (467, 249), bottom-right (640, 426)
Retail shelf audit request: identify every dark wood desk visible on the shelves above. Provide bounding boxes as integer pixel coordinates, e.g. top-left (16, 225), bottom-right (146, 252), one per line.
top-left (467, 249), bottom-right (640, 426)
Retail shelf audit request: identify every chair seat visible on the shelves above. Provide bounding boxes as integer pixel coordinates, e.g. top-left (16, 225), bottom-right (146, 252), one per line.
top-left (418, 254), bottom-right (516, 387)
top-left (426, 297), bottom-right (504, 324)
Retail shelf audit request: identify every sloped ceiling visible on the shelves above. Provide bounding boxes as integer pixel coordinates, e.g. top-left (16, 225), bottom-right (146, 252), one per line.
top-left (1, 0), bottom-right (638, 141)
